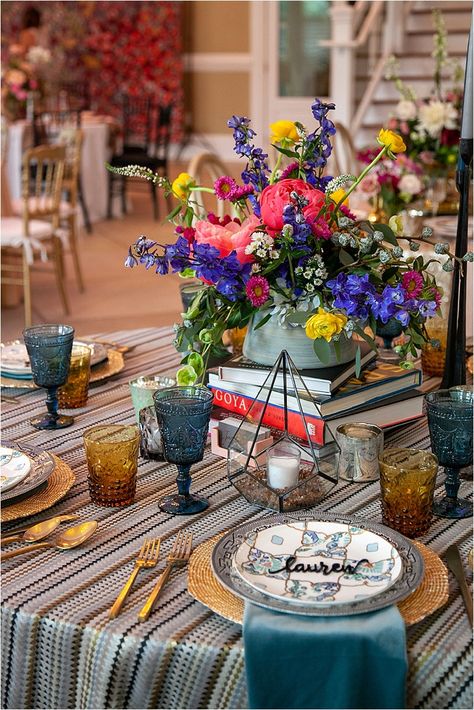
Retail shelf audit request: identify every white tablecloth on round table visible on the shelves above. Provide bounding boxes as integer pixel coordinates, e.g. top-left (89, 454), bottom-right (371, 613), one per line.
top-left (5, 117), bottom-right (117, 224)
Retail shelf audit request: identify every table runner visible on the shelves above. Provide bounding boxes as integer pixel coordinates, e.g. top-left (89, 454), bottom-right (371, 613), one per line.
top-left (1, 327), bottom-right (472, 710)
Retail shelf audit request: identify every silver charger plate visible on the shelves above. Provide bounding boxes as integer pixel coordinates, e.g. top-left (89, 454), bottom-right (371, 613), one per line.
top-left (1, 440), bottom-right (56, 505)
top-left (211, 512), bottom-right (424, 616)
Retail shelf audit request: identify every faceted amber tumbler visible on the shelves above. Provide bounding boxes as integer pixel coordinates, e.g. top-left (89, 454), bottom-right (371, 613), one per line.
top-left (83, 424), bottom-right (140, 507)
top-left (379, 447), bottom-right (438, 538)
top-left (58, 345), bottom-right (91, 408)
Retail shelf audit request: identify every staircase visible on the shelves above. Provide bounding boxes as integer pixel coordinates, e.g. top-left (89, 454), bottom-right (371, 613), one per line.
top-left (355, 0), bottom-right (472, 148)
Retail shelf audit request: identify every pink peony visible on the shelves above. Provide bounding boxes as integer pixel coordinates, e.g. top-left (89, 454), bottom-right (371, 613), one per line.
top-left (193, 215), bottom-right (261, 264)
top-left (359, 174), bottom-right (379, 195)
top-left (260, 179), bottom-right (328, 236)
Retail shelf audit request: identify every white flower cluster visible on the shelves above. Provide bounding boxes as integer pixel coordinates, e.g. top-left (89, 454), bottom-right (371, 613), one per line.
top-left (245, 232), bottom-right (279, 259)
top-left (295, 254), bottom-right (327, 293)
top-left (26, 46), bottom-right (51, 66)
top-left (417, 100), bottom-right (458, 139)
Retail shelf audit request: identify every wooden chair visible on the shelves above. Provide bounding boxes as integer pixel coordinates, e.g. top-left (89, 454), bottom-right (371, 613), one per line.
top-left (186, 152), bottom-right (232, 220)
top-left (107, 97), bottom-right (173, 220)
top-left (1, 144), bottom-right (68, 326)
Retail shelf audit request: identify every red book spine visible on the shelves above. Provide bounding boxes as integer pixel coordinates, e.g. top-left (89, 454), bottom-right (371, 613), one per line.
top-left (210, 386), bottom-right (325, 445)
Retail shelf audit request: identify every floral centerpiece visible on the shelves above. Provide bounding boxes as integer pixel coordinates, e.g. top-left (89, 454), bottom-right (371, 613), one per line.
top-left (108, 99), bottom-right (470, 385)
top-left (384, 10), bottom-right (463, 172)
top-left (1, 45), bottom-right (51, 121)
top-left (356, 148), bottom-right (425, 219)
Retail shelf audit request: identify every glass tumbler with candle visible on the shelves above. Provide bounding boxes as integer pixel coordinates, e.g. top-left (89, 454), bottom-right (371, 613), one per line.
top-left (420, 317), bottom-right (448, 377)
top-left (58, 344), bottom-right (91, 408)
top-left (129, 375), bottom-right (176, 422)
top-left (83, 424), bottom-right (140, 507)
top-left (378, 447), bottom-right (438, 537)
top-left (266, 440), bottom-right (301, 490)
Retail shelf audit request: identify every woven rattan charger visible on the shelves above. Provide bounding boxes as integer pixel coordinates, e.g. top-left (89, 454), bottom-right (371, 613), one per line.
top-left (188, 533), bottom-right (449, 627)
top-left (1, 454), bottom-right (75, 523)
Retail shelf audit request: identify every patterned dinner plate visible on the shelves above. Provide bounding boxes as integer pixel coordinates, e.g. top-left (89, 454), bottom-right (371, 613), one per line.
top-left (0, 440), bottom-right (56, 505)
top-left (232, 521), bottom-right (403, 606)
top-left (0, 447), bottom-right (31, 492)
top-left (0, 339), bottom-right (108, 376)
top-left (212, 512), bottom-right (424, 616)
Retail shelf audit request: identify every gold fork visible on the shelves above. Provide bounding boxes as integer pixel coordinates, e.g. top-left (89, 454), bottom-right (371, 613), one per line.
top-left (138, 531), bottom-right (193, 622)
top-left (109, 538), bottom-right (161, 619)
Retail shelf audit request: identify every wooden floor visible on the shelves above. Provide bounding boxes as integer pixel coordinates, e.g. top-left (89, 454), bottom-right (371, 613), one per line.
top-left (1, 185), bottom-right (187, 342)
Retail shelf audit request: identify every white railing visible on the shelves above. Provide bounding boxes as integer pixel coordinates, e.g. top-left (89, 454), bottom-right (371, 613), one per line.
top-left (320, 1), bottom-right (413, 134)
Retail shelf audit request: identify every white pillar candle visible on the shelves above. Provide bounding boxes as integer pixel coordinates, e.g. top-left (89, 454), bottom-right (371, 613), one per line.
top-left (267, 456), bottom-right (300, 489)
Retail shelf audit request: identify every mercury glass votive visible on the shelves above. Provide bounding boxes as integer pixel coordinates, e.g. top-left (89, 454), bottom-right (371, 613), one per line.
top-left (83, 424), bottom-right (140, 507)
top-left (335, 423), bottom-right (384, 482)
top-left (379, 447), bottom-right (438, 538)
top-left (129, 374), bottom-right (176, 422)
top-left (139, 405), bottom-right (164, 461)
top-left (57, 345), bottom-right (91, 409)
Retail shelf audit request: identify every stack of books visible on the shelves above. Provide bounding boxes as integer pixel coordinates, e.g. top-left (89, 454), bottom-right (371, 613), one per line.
top-left (208, 342), bottom-right (424, 446)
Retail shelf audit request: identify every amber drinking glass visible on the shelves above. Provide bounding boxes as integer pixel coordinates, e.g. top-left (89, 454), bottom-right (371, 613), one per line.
top-left (379, 447), bottom-right (438, 538)
top-left (420, 318), bottom-right (447, 377)
top-left (58, 345), bottom-right (91, 408)
top-left (83, 424), bottom-right (140, 507)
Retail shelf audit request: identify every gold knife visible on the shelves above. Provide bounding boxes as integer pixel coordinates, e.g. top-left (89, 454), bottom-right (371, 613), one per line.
top-left (445, 544), bottom-right (473, 625)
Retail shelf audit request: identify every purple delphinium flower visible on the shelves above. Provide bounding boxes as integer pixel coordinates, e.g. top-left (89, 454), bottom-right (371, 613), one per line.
top-left (227, 115), bottom-right (270, 197)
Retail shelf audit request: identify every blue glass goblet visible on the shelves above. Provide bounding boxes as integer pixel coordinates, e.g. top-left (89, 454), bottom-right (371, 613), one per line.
top-left (154, 386), bottom-right (214, 514)
top-left (425, 387), bottom-right (473, 518)
top-left (23, 324), bottom-right (75, 430)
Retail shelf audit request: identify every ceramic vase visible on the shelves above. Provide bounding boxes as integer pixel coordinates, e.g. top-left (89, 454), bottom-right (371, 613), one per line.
top-left (242, 311), bottom-right (357, 369)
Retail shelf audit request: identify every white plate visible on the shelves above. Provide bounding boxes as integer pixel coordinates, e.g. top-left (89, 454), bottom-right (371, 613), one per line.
top-left (1, 339), bottom-right (108, 375)
top-left (232, 520), bottom-right (402, 606)
top-left (0, 447), bottom-right (32, 492)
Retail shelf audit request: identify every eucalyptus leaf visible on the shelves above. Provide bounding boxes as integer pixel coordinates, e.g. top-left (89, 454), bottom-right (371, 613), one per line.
top-left (355, 346), bottom-right (362, 377)
top-left (285, 312), bottom-right (310, 325)
top-left (339, 249), bottom-right (355, 266)
top-left (373, 223), bottom-right (398, 247)
top-left (312, 337), bottom-right (331, 364)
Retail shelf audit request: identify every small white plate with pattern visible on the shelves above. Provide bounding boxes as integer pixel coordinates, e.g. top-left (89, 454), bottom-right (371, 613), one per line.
top-left (1, 339), bottom-right (108, 376)
top-left (0, 446), bottom-right (32, 492)
top-left (232, 520), bottom-right (403, 606)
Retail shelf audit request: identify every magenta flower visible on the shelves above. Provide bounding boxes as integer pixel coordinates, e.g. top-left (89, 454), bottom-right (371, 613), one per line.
top-left (232, 184), bottom-right (254, 201)
top-left (402, 270), bottom-right (423, 297)
top-left (246, 275), bottom-right (270, 307)
top-left (214, 176), bottom-right (238, 200)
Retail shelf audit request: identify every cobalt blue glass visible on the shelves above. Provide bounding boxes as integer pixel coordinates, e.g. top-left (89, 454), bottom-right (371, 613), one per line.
top-left (425, 387), bottom-right (473, 519)
top-left (154, 386), bottom-right (214, 514)
top-left (23, 324), bottom-right (75, 430)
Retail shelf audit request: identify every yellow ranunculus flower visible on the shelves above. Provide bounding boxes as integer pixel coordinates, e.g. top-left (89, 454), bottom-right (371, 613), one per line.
top-left (270, 120), bottom-right (299, 145)
top-left (377, 129), bottom-right (406, 154)
top-left (305, 308), bottom-right (348, 343)
top-left (388, 215), bottom-right (404, 236)
top-left (172, 172), bottom-right (195, 200)
top-left (330, 188), bottom-right (349, 206)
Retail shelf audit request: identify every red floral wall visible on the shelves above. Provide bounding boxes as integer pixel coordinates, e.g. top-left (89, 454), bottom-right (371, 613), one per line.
top-left (1, 1), bottom-right (184, 140)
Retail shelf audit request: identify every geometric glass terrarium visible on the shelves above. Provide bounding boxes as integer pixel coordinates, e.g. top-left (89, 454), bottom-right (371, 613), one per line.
top-left (226, 350), bottom-right (339, 512)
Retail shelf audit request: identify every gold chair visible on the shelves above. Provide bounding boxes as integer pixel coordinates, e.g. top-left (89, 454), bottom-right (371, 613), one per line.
top-left (186, 152), bottom-right (232, 220)
top-left (56, 127), bottom-right (85, 292)
top-left (1, 144), bottom-right (67, 326)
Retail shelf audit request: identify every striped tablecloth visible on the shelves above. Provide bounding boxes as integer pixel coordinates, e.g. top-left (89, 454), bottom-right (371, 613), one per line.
top-left (1, 327), bottom-right (472, 710)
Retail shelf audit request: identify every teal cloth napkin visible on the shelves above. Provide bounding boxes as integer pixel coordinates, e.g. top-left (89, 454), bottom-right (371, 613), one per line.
top-left (243, 602), bottom-right (407, 710)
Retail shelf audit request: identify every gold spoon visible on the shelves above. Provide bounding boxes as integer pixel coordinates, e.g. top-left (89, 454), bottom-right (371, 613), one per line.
top-left (0, 521), bottom-right (98, 561)
top-left (1, 515), bottom-right (79, 545)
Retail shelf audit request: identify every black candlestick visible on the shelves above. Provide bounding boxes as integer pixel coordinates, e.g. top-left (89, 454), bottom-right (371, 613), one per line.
top-left (441, 24), bottom-right (473, 389)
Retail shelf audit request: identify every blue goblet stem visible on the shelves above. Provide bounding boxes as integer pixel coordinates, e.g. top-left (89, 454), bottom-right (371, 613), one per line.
top-left (46, 386), bottom-right (59, 423)
top-left (444, 467), bottom-right (461, 500)
top-left (176, 464), bottom-right (192, 498)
